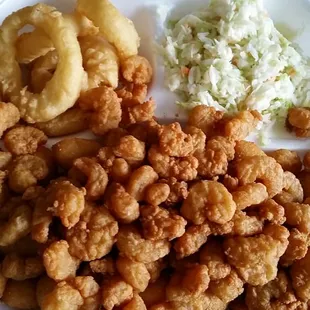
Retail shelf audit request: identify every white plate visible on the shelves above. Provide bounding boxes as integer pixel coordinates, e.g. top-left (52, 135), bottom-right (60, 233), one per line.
top-left (0, 0), bottom-right (309, 307)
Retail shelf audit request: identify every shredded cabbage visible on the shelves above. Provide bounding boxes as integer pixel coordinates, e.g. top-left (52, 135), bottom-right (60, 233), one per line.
top-left (158, 0), bottom-right (310, 140)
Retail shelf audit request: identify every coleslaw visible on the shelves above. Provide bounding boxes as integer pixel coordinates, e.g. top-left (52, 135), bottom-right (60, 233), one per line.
top-left (158, 0), bottom-right (310, 140)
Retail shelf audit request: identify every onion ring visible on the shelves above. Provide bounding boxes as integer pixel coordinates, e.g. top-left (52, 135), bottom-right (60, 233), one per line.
top-left (76, 0), bottom-right (140, 60)
top-left (16, 12), bottom-right (99, 64)
top-left (0, 4), bottom-right (84, 123)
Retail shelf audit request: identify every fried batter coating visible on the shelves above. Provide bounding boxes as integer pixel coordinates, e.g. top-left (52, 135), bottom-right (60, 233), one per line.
top-left (126, 165), bottom-right (158, 201)
top-left (102, 128), bottom-right (128, 147)
top-left (158, 178), bottom-right (188, 206)
top-left (66, 202), bottom-right (118, 261)
top-left (0, 204), bottom-right (32, 246)
top-left (166, 264), bottom-right (210, 303)
top-left (8, 154), bottom-right (49, 193)
top-left (303, 151), bottom-right (310, 171)
top-left (43, 240), bottom-right (80, 281)
top-left (246, 270), bottom-right (305, 310)
top-left (145, 259), bottom-right (167, 283)
top-left (122, 294), bottom-right (147, 310)
top-left (145, 183), bottom-right (170, 206)
top-left (126, 119), bottom-right (160, 145)
top-left (234, 140), bottom-right (266, 160)
top-left (195, 149), bottom-right (228, 178)
top-left (235, 155), bottom-right (284, 198)
top-left (258, 199), bottom-right (286, 225)
top-left (223, 110), bottom-right (262, 140)
top-left (199, 239), bottom-right (231, 281)
top-left (140, 276), bottom-right (168, 307)
top-left (288, 107), bottom-right (310, 129)
top-left (52, 138), bottom-right (101, 169)
top-left (268, 149), bottom-right (302, 174)
top-left (283, 202), bottom-right (310, 234)
top-left (2, 253), bottom-right (44, 281)
top-left (0, 151), bottom-right (12, 170)
top-left (122, 55), bottom-right (153, 85)
top-left (148, 145), bottom-right (198, 181)
top-left (275, 171), bottom-right (304, 205)
top-left (207, 136), bottom-right (236, 161)
top-left (74, 157), bottom-right (108, 200)
top-left (107, 183), bottom-right (139, 223)
top-left (140, 205), bottom-right (187, 241)
top-left (4, 126), bottom-right (47, 155)
top-left (187, 105), bottom-right (224, 137)
top-left (90, 257), bottom-right (116, 275)
top-left (116, 256), bottom-right (150, 292)
top-left (0, 264), bottom-right (7, 298)
top-left (158, 123), bottom-right (194, 157)
top-left (181, 181), bottom-right (236, 225)
top-left (101, 276), bottom-right (134, 310)
top-left (232, 183), bottom-right (268, 210)
top-left (222, 174), bottom-right (239, 191)
top-left (0, 102), bottom-right (20, 137)
top-left (113, 135), bottom-right (145, 165)
top-left (2, 279), bottom-right (38, 309)
top-left (36, 276), bottom-right (56, 308)
top-left (116, 224), bottom-right (170, 263)
top-left (79, 86), bottom-right (122, 135)
top-left (110, 158), bottom-right (132, 183)
top-left (209, 270), bottom-right (244, 304)
top-left (174, 223), bottom-right (211, 259)
top-left (291, 248), bottom-right (310, 301)
top-left (280, 229), bottom-right (309, 267)
top-left (224, 224), bottom-right (289, 285)
top-left (46, 180), bottom-right (86, 228)
top-left (184, 126), bottom-right (206, 152)
top-left (0, 171), bottom-right (9, 206)
top-left (116, 82), bottom-right (147, 106)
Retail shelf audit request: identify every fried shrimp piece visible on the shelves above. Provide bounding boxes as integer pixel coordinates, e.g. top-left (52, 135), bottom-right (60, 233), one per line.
top-left (126, 165), bottom-right (158, 201)
top-left (101, 276), bottom-right (134, 310)
top-left (4, 126), bottom-right (47, 155)
top-left (45, 180), bottom-right (85, 228)
top-left (268, 149), bottom-right (302, 174)
top-left (303, 151), bottom-right (310, 171)
top-left (282, 202), bottom-right (310, 234)
top-left (122, 55), bottom-right (153, 85)
top-left (43, 240), bottom-right (80, 281)
top-left (66, 202), bottom-right (118, 261)
top-left (223, 110), bottom-right (262, 140)
top-left (116, 256), bottom-right (150, 292)
top-left (258, 199), bottom-right (286, 225)
top-left (8, 154), bottom-right (49, 193)
top-left (166, 264), bottom-right (210, 303)
top-left (207, 136), bottom-right (236, 161)
top-left (35, 108), bottom-right (90, 137)
top-left (113, 135), bottom-right (145, 165)
top-left (199, 239), bottom-right (231, 280)
top-left (181, 181), bottom-right (236, 225)
top-left (122, 294), bottom-right (147, 310)
top-left (174, 223), bottom-right (211, 259)
top-left (116, 82), bottom-right (147, 106)
top-left (0, 204), bottom-right (32, 246)
top-left (0, 102), bottom-right (20, 137)
top-left (288, 107), bottom-right (310, 129)
top-left (148, 145), bottom-right (198, 181)
top-left (79, 34), bottom-right (119, 89)
top-left (246, 270), bottom-right (305, 310)
top-left (158, 123), bottom-right (194, 157)
top-left (275, 171), bottom-right (304, 205)
top-left (234, 140), bottom-right (266, 160)
top-left (2, 253), bottom-right (44, 281)
top-left (224, 224), bottom-right (289, 285)
top-left (298, 170), bottom-right (310, 198)
top-left (140, 205), bottom-right (187, 241)
top-left (291, 248), bottom-right (310, 301)
top-left (110, 158), bottom-right (132, 183)
top-left (107, 183), bottom-right (139, 223)
top-left (195, 148), bottom-right (228, 178)
top-left (235, 155), bottom-right (284, 198)
top-left (0, 151), bottom-right (12, 170)
top-left (145, 183), bottom-right (170, 206)
top-left (145, 259), bottom-right (167, 283)
top-left (78, 86), bottom-right (122, 135)
top-left (140, 276), bottom-right (168, 307)
top-left (222, 174), bottom-right (239, 191)
top-left (116, 224), bottom-right (170, 263)
top-left (52, 138), bottom-right (101, 169)
top-left (36, 276), bottom-right (56, 308)
top-left (184, 126), bottom-right (206, 152)
top-left (280, 229), bottom-right (309, 267)
top-left (74, 157), bottom-right (108, 200)
top-left (90, 257), bottom-right (116, 275)
top-left (209, 270), bottom-right (244, 304)
top-left (232, 183), bottom-right (268, 210)
top-left (158, 178), bottom-right (188, 206)
top-left (2, 280), bottom-right (38, 309)
top-left (187, 105), bottom-right (224, 137)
